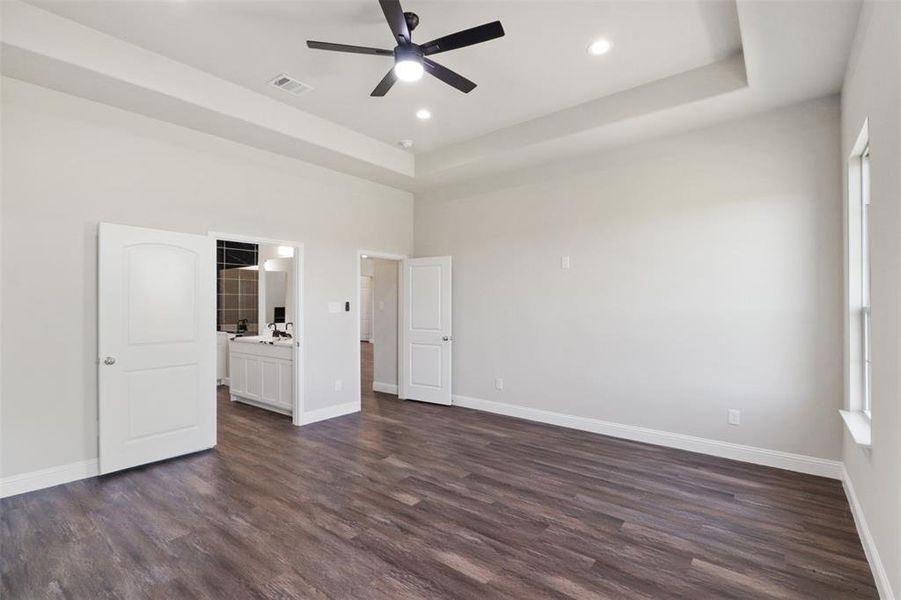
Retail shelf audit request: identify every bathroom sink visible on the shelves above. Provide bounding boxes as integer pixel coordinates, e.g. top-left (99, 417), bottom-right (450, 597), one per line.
top-left (230, 335), bottom-right (293, 347)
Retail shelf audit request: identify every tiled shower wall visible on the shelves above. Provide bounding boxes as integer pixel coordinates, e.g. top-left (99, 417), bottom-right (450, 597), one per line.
top-left (217, 240), bottom-right (259, 334)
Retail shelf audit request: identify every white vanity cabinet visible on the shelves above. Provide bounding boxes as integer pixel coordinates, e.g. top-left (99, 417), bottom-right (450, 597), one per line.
top-left (228, 338), bottom-right (294, 415)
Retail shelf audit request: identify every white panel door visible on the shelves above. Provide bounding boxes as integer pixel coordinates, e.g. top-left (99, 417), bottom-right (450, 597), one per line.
top-left (98, 223), bottom-right (216, 475)
top-left (401, 257), bottom-right (452, 405)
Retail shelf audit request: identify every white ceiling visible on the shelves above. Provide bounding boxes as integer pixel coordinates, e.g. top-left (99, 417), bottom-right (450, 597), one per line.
top-left (6, 0), bottom-right (861, 190)
top-left (30, 0), bottom-right (742, 154)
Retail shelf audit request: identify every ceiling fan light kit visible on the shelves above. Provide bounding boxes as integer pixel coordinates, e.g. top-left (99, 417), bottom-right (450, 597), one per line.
top-left (306, 0), bottom-right (505, 97)
top-left (393, 45), bottom-right (425, 81)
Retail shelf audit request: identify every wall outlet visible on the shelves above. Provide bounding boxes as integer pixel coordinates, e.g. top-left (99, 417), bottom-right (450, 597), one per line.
top-left (328, 302), bottom-right (340, 313)
top-left (335, 379), bottom-right (343, 392)
top-left (561, 256), bottom-right (571, 270)
top-left (728, 409), bottom-right (741, 425)
top-left (495, 378), bottom-right (504, 391)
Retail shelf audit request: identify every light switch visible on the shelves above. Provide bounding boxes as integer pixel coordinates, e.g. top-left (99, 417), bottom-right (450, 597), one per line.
top-left (328, 302), bottom-right (340, 313)
top-left (378, 301), bottom-right (385, 311)
top-left (561, 256), bottom-right (571, 270)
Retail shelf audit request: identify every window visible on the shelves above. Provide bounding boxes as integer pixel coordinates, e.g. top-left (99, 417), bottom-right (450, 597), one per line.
top-left (860, 145), bottom-right (871, 418)
top-left (841, 124), bottom-right (873, 447)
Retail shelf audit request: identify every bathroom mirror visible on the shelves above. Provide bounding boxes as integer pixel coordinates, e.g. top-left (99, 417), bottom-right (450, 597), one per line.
top-left (264, 270), bottom-right (287, 324)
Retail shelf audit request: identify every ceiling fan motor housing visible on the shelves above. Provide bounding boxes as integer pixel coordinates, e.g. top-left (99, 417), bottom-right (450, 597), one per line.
top-left (395, 44), bottom-right (423, 63)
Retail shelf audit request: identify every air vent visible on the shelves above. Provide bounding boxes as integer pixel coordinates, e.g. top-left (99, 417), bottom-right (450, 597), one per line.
top-left (269, 73), bottom-right (312, 97)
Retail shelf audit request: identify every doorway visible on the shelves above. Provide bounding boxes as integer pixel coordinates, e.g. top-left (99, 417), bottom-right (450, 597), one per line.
top-left (356, 252), bottom-right (455, 407)
top-left (211, 232), bottom-right (305, 426)
top-left (358, 251), bottom-right (404, 407)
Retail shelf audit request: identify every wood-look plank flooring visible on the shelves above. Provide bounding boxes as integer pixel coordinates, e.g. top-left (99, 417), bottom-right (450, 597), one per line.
top-left (2, 343), bottom-right (877, 598)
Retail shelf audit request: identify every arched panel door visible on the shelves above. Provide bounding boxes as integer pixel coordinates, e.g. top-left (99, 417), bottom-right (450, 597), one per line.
top-left (98, 223), bottom-right (215, 474)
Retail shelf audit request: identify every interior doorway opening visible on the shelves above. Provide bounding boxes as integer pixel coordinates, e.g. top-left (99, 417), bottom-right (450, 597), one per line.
top-left (358, 251), bottom-right (404, 408)
top-left (212, 232), bottom-right (305, 426)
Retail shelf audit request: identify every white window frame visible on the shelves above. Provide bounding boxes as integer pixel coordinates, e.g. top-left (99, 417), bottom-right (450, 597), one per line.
top-left (860, 145), bottom-right (872, 420)
top-left (841, 121), bottom-right (872, 448)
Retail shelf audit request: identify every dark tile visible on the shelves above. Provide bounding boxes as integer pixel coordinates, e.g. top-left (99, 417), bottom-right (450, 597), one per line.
top-left (219, 279), bottom-right (238, 294)
top-left (239, 280), bottom-right (258, 295)
top-left (219, 309), bottom-right (238, 328)
top-left (239, 296), bottom-right (257, 311)
top-left (224, 249), bottom-right (256, 267)
top-left (220, 294), bottom-right (239, 310)
top-left (223, 241), bottom-right (257, 252)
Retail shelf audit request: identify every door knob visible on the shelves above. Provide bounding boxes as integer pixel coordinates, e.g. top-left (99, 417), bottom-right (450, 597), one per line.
top-left (103, 356), bottom-right (116, 366)
top-left (442, 336), bottom-right (454, 342)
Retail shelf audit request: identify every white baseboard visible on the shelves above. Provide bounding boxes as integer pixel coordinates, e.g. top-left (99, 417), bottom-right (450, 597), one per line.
top-left (452, 395), bottom-right (843, 480)
top-left (843, 466), bottom-right (895, 600)
top-left (372, 381), bottom-right (398, 395)
top-left (299, 401), bottom-right (361, 426)
top-left (1, 459), bottom-right (99, 499)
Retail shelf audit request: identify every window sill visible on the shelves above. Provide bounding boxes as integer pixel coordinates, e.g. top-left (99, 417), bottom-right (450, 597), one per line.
top-left (840, 410), bottom-right (872, 448)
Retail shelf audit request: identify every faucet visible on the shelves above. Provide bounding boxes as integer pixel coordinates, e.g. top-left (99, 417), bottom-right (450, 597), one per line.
top-left (268, 322), bottom-right (291, 339)
top-left (235, 319), bottom-right (248, 336)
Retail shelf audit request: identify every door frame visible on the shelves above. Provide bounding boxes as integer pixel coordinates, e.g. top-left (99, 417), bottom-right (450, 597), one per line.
top-left (357, 250), bottom-right (407, 403)
top-left (210, 231), bottom-right (305, 426)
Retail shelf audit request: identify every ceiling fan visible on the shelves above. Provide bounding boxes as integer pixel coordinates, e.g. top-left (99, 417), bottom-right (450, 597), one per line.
top-left (306, 0), bottom-right (505, 97)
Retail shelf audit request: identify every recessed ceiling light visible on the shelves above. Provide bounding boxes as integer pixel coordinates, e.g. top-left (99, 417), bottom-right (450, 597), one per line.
top-left (416, 108), bottom-right (432, 120)
top-left (588, 38), bottom-right (612, 56)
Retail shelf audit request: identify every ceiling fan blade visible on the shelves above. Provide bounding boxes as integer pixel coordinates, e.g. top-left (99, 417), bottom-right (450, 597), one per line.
top-left (306, 41), bottom-right (394, 56)
top-left (423, 58), bottom-right (476, 93)
top-left (379, 0), bottom-right (411, 45)
top-left (371, 68), bottom-right (398, 97)
top-left (421, 21), bottom-right (505, 56)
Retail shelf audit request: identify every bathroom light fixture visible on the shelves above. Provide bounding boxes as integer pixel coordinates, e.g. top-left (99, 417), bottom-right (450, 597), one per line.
top-left (416, 108), bottom-right (432, 120)
top-left (588, 38), bottom-right (612, 56)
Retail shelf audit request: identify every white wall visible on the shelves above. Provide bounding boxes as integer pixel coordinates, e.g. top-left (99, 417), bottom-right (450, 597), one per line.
top-left (416, 97), bottom-right (843, 461)
top-left (372, 258), bottom-right (398, 388)
top-left (841, 2), bottom-right (901, 597)
top-left (0, 77), bottom-right (413, 478)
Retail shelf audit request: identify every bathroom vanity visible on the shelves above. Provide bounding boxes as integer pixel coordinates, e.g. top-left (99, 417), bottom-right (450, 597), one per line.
top-left (228, 336), bottom-right (295, 415)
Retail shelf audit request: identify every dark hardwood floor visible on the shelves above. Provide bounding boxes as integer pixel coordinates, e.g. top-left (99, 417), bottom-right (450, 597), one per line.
top-left (2, 342), bottom-right (877, 599)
